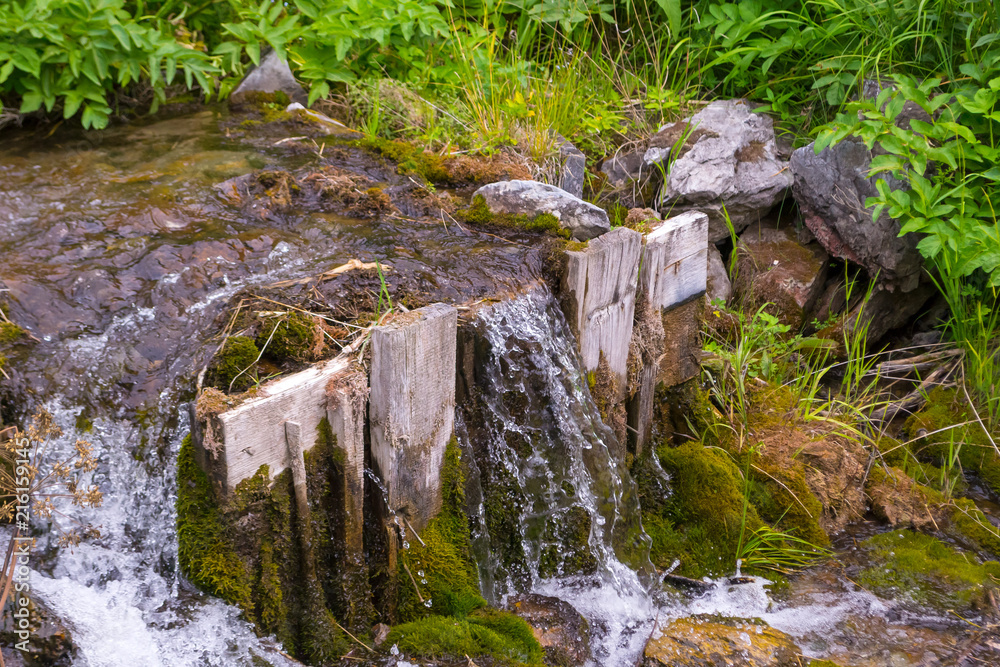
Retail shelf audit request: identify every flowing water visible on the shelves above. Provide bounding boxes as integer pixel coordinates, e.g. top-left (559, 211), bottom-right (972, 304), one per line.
top-left (1, 109), bottom-right (997, 666)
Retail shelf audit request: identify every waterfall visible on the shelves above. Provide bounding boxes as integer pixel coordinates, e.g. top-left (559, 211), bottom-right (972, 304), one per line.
top-left (457, 285), bottom-right (658, 665)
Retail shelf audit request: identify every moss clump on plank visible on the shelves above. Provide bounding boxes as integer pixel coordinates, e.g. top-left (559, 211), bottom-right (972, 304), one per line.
top-left (386, 610), bottom-right (544, 665)
top-left (176, 435), bottom-right (253, 610)
top-left (258, 313), bottom-right (322, 364)
top-left (458, 195), bottom-right (570, 239)
top-left (398, 437), bottom-right (485, 620)
top-left (206, 336), bottom-right (259, 393)
top-left (858, 529), bottom-right (1000, 612)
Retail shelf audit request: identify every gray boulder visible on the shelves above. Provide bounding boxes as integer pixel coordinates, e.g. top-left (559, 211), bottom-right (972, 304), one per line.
top-left (230, 50), bottom-right (308, 107)
top-left (706, 243), bottom-right (731, 306)
top-left (791, 138), bottom-right (922, 292)
top-left (557, 135), bottom-right (586, 199)
top-left (472, 180), bottom-right (610, 241)
top-left (650, 100), bottom-right (793, 242)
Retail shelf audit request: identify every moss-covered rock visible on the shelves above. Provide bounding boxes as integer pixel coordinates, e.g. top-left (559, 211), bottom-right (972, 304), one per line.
top-left (386, 609), bottom-right (544, 665)
top-left (642, 615), bottom-right (800, 667)
top-left (458, 195), bottom-right (571, 239)
top-left (858, 529), bottom-right (1000, 612)
top-left (647, 441), bottom-right (764, 578)
top-left (537, 506), bottom-right (598, 579)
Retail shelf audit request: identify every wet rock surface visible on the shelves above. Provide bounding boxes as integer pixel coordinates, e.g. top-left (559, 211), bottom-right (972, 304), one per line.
top-left (509, 594), bottom-right (590, 666)
top-left (472, 180), bottom-right (611, 240)
top-left (650, 100), bottom-right (793, 242)
top-left (643, 615), bottom-right (801, 667)
top-left (229, 49), bottom-right (308, 107)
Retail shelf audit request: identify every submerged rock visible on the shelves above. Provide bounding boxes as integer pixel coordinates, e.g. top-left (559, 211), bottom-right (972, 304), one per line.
top-left (472, 180), bottom-right (610, 240)
top-left (650, 100), bottom-right (793, 242)
top-left (643, 615), bottom-right (801, 666)
top-left (734, 223), bottom-right (830, 328)
top-left (509, 594), bottom-right (590, 667)
top-left (229, 49), bottom-right (308, 107)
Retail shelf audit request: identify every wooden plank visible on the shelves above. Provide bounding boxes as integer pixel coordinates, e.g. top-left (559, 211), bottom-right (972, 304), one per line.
top-left (561, 227), bottom-right (643, 388)
top-left (325, 369), bottom-right (368, 561)
top-left (639, 210), bottom-right (709, 309)
top-left (216, 355), bottom-right (353, 491)
top-left (369, 303), bottom-right (458, 534)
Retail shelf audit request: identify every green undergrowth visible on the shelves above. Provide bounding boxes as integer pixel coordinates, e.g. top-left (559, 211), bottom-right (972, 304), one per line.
top-left (458, 195), bottom-right (569, 239)
top-left (393, 437), bottom-right (543, 665)
top-left (176, 435), bottom-right (253, 609)
top-left (858, 530), bottom-right (1000, 613)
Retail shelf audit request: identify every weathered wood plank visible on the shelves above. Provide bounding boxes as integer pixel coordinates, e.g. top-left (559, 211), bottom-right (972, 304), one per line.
top-left (215, 355), bottom-right (353, 490)
top-left (369, 303), bottom-right (458, 534)
top-left (639, 210), bottom-right (709, 310)
top-left (325, 369), bottom-right (368, 562)
top-left (561, 227), bottom-right (643, 389)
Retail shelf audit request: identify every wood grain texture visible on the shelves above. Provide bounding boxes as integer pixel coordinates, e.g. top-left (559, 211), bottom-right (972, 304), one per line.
top-left (639, 210), bottom-right (709, 310)
top-left (213, 355), bottom-right (358, 492)
top-left (561, 227), bottom-right (643, 385)
top-left (326, 369), bottom-right (368, 559)
top-left (369, 303), bottom-right (458, 533)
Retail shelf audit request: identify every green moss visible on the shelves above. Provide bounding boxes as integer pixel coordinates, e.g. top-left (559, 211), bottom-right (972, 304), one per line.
top-left (386, 610), bottom-right (544, 666)
top-left (457, 195), bottom-right (571, 239)
top-left (359, 137), bottom-right (451, 182)
top-left (75, 412), bottom-right (94, 434)
top-left (648, 441), bottom-right (764, 578)
top-left (951, 498), bottom-right (1000, 557)
top-left (259, 314), bottom-right (316, 364)
top-left (858, 530), bottom-right (1000, 612)
top-left (176, 435), bottom-right (253, 610)
top-left (0, 322), bottom-right (24, 344)
top-left (749, 460), bottom-right (829, 549)
top-left (398, 437), bottom-right (485, 621)
top-left (206, 336), bottom-right (259, 393)
top-left (906, 387), bottom-right (1000, 495)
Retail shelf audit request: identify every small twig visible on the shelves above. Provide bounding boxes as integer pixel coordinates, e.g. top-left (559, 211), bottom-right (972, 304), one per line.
top-left (331, 617), bottom-right (374, 653)
top-left (402, 515), bottom-right (427, 547)
top-left (402, 562), bottom-right (425, 603)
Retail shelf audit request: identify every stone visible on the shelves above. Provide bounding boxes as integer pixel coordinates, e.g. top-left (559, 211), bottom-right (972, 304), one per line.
top-left (791, 138), bottom-right (923, 292)
top-left (285, 102), bottom-right (360, 137)
top-left (473, 180), bottom-right (610, 241)
top-left (600, 149), bottom-right (657, 208)
top-left (229, 49), bottom-right (308, 107)
top-left (734, 222), bottom-right (830, 329)
top-left (371, 623), bottom-right (392, 646)
top-left (706, 243), bottom-right (731, 306)
top-left (650, 100), bottom-right (793, 242)
top-left (643, 615), bottom-right (801, 667)
top-left (509, 594), bottom-right (590, 667)
top-left (557, 135), bottom-right (586, 199)
top-left (560, 227), bottom-right (643, 390)
top-left (369, 303), bottom-right (458, 534)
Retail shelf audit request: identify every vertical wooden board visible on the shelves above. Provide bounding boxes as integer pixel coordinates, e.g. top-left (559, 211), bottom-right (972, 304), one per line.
top-left (216, 355), bottom-right (352, 491)
top-left (640, 210), bottom-right (709, 309)
top-left (326, 369), bottom-right (368, 560)
top-left (369, 303), bottom-right (458, 533)
top-left (561, 227), bottom-right (643, 382)
top-left (658, 297), bottom-right (704, 388)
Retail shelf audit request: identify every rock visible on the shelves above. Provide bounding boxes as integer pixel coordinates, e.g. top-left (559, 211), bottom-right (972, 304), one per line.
top-left (706, 244), bottom-right (731, 306)
top-left (509, 594), bottom-right (590, 667)
top-left (557, 135), bottom-right (586, 199)
top-left (473, 180), bottom-right (610, 241)
top-left (791, 138), bottom-right (923, 292)
top-left (643, 615), bottom-right (801, 667)
top-left (372, 623), bottom-right (391, 646)
top-left (650, 100), bottom-right (793, 242)
top-left (734, 223), bottom-right (830, 329)
top-left (820, 280), bottom-right (938, 345)
top-left (229, 49), bottom-right (308, 107)
top-left (600, 149), bottom-right (657, 208)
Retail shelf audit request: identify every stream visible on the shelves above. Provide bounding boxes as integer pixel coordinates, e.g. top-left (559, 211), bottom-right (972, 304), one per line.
top-left (1, 108), bottom-right (998, 666)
